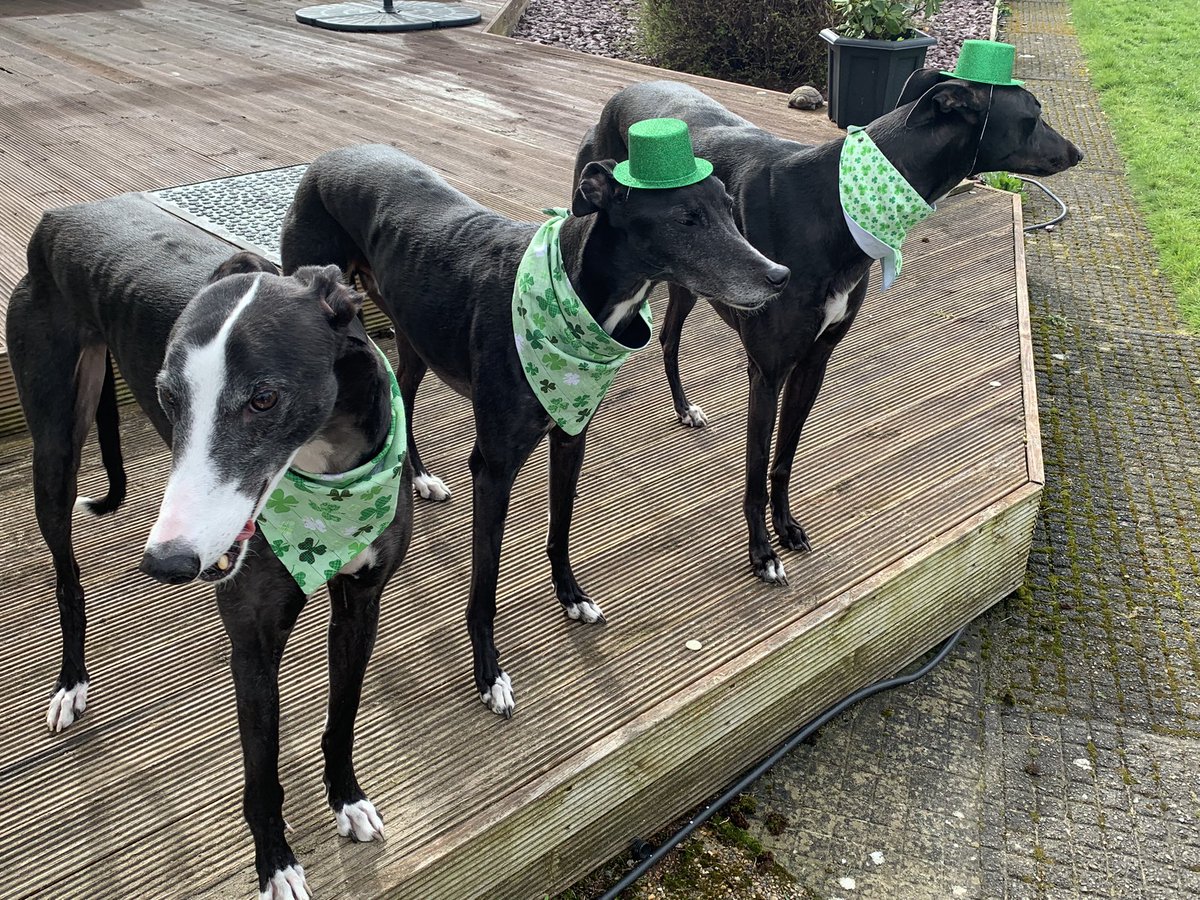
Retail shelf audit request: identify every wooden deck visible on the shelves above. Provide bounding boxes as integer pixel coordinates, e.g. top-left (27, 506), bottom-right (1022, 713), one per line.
top-left (0, 2), bottom-right (1040, 898)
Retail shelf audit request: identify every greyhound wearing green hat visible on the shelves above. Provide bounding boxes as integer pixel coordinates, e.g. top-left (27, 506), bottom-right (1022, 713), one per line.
top-left (579, 51), bottom-right (1081, 584)
top-left (281, 132), bottom-right (788, 718)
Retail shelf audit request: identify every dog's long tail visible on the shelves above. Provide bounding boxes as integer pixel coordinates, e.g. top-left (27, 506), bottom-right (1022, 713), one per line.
top-left (77, 353), bottom-right (127, 517)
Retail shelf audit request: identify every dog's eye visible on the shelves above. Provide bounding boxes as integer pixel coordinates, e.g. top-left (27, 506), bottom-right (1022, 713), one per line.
top-left (249, 388), bottom-right (279, 413)
top-left (158, 387), bottom-right (177, 417)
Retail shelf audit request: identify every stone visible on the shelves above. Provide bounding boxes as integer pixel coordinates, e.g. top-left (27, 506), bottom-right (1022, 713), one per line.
top-left (788, 85), bottom-right (825, 110)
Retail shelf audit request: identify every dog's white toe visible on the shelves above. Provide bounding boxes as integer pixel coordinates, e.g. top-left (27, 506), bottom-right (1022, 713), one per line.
top-left (335, 798), bottom-right (386, 842)
top-left (46, 681), bottom-right (88, 732)
top-left (565, 599), bottom-right (606, 624)
top-left (414, 472), bottom-right (452, 502)
top-left (759, 559), bottom-right (788, 585)
top-left (480, 672), bottom-right (515, 717)
top-left (679, 404), bottom-right (708, 428)
top-left (259, 864), bottom-right (309, 900)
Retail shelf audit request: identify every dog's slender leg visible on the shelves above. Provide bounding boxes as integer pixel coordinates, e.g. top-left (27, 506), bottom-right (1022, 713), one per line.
top-left (547, 427), bottom-right (604, 624)
top-left (743, 362), bottom-right (788, 584)
top-left (217, 582), bottom-right (311, 900)
top-left (768, 356), bottom-right (832, 554)
top-left (322, 576), bottom-right (385, 842)
top-left (394, 332), bottom-right (450, 502)
top-left (26, 343), bottom-right (107, 731)
top-left (660, 284), bottom-right (707, 427)
top-left (34, 448), bottom-right (89, 731)
top-left (467, 440), bottom-right (527, 717)
top-left (769, 291), bottom-right (863, 552)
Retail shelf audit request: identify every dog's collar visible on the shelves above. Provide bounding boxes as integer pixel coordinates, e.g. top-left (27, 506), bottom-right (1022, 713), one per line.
top-left (512, 209), bottom-right (653, 434)
top-left (839, 126), bottom-right (935, 291)
top-left (256, 341), bottom-right (407, 592)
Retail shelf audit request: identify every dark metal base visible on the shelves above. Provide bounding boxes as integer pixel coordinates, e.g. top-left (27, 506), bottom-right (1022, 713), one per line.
top-left (295, 1), bottom-right (481, 32)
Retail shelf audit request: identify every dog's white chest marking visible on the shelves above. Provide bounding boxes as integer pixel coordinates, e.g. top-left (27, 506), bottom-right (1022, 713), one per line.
top-left (292, 438), bottom-right (337, 473)
top-left (816, 289), bottom-right (850, 341)
top-left (602, 281), bottom-right (651, 335)
top-left (339, 545), bottom-right (378, 577)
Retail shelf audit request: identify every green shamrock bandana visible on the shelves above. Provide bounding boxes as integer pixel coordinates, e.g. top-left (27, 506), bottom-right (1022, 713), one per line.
top-left (513, 209), bottom-right (652, 435)
top-left (257, 343), bottom-right (407, 592)
top-left (839, 126), bottom-right (934, 291)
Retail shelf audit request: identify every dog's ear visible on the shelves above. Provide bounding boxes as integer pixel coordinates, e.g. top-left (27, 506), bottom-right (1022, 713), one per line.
top-left (293, 264), bottom-right (362, 329)
top-left (896, 68), bottom-right (946, 108)
top-left (905, 81), bottom-right (989, 129)
top-left (572, 160), bottom-right (620, 216)
top-left (207, 251), bottom-right (280, 284)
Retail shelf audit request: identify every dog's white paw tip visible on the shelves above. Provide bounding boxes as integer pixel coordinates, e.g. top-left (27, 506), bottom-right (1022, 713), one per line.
top-left (759, 559), bottom-right (788, 585)
top-left (565, 599), bottom-right (606, 625)
top-left (479, 672), bottom-right (515, 718)
top-left (260, 864), bottom-right (310, 900)
top-left (46, 682), bottom-right (89, 732)
top-left (414, 472), bottom-right (451, 502)
top-left (335, 798), bottom-right (386, 842)
top-left (679, 405), bottom-right (708, 428)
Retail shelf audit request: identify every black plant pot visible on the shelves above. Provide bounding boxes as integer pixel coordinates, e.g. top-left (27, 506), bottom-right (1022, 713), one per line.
top-left (820, 27), bottom-right (937, 129)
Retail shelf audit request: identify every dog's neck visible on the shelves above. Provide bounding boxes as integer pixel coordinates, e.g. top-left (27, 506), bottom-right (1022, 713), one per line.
top-left (558, 213), bottom-right (651, 339)
top-left (865, 107), bottom-right (983, 203)
top-left (292, 337), bottom-right (391, 474)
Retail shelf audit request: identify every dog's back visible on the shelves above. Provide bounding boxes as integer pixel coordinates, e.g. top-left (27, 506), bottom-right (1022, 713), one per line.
top-left (11, 194), bottom-right (239, 421)
top-left (281, 144), bottom-right (537, 382)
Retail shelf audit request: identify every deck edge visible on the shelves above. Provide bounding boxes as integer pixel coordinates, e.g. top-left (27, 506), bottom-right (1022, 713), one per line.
top-left (389, 479), bottom-right (1043, 898)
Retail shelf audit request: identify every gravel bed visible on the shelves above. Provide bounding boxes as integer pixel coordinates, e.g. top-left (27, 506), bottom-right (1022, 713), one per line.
top-left (512, 0), bottom-right (997, 90)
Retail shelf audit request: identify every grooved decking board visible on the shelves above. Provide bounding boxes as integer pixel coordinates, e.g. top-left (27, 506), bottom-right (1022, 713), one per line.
top-left (0, 0), bottom-right (841, 434)
top-left (0, 181), bottom-right (1036, 898)
top-left (0, 2), bottom-right (1036, 897)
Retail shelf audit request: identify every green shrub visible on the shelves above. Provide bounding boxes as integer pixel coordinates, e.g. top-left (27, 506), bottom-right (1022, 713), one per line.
top-left (637, 0), bottom-right (834, 93)
top-left (831, 0), bottom-right (941, 40)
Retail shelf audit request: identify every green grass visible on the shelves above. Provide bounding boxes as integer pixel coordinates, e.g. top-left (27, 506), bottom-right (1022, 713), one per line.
top-left (1071, 0), bottom-right (1200, 327)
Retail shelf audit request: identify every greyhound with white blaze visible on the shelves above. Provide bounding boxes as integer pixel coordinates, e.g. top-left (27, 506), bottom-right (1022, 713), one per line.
top-left (280, 124), bottom-right (789, 717)
top-left (6, 193), bottom-right (412, 899)
top-left (577, 44), bottom-right (1083, 584)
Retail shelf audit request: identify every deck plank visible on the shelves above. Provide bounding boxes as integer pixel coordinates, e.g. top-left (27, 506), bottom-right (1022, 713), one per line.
top-left (0, 3), bottom-right (1035, 898)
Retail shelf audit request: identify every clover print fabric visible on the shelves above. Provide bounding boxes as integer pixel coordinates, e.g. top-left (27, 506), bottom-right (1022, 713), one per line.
top-left (513, 209), bottom-right (652, 436)
top-left (839, 126), bottom-right (934, 285)
top-left (256, 343), bottom-right (407, 592)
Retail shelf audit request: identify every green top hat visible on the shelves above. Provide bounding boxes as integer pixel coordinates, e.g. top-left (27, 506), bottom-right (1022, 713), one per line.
top-left (613, 118), bottom-right (714, 190)
top-left (941, 40), bottom-right (1024, 86)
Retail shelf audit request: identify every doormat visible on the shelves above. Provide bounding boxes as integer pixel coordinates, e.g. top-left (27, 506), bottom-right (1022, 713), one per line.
top-left (147, 165), bottom-right (309, 265)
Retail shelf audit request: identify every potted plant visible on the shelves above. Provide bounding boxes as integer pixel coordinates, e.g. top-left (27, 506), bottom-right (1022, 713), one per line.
top-left (820, 0), bottom-right (940, 128)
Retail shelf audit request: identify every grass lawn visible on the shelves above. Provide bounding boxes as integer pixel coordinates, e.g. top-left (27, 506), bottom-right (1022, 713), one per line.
top-left (1071, 0), bottom-right (1200, 328)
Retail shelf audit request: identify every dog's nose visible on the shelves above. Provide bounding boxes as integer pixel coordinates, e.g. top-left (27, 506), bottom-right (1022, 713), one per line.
top-left (139, 546), bottom-right (201, 584)
top-left (1069, 142), bottom-right (1084, 166)
top-left (766, 265), bottom-right (790, 292)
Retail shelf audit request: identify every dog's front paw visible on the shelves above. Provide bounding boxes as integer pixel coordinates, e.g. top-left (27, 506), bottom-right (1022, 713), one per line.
top-left (775, 516), bottom-right (812, 552)
top-left (564, 598), bottom-right (606, 624)
top-left (260, 864), bottom-right (310, 900)
top-left (413, 471), bottom-right (452, 502)
top-left (678, 404), bottom-right (708, 428)
top-left (480, 671), bottom-right (515, 718)
top-left (46, 680), bottom-right (89, 732)
top-left (334, 798), bottom-right (386, 842)
top-left (752, 551), bottom-right (789, 585)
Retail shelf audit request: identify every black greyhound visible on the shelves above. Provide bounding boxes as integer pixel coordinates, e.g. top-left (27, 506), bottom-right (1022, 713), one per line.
top-left (576, 73), bottom-right (1083, 583)
top-left (280, 144), bottom-right (789, 716)
top-left (6, 194), bottom-right (412, 900)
